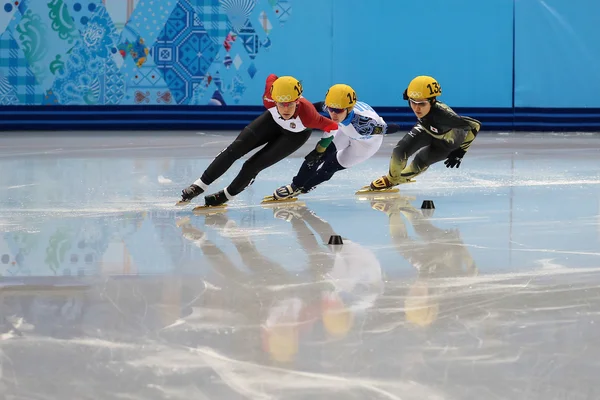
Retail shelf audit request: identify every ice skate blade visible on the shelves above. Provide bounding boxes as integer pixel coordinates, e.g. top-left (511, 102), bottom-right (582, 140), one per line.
top-left (175, 200), bottom-right (190, 206)
top-left (355, 187), bottom-right (400, 195)
top-left (192, 204), bottom-right (227, 214)
top-left (262, 200), bottom-right (306, 208)
top-left (261, 196), bottom-right (300, 204)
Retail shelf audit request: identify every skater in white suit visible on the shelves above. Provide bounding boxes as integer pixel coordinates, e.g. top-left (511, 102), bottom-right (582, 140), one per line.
top-left (271, 83), bottom-right (400, 199)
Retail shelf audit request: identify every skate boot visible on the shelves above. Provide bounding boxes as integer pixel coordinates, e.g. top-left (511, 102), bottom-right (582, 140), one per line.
top-left (180, 184), bottom-right (204, 203)
top-left (274, 183), bottom-right (303, 200)
top-left (204, 190), bottom-right (229, 207)
top-left (370, 175), bottom-right (397, 190)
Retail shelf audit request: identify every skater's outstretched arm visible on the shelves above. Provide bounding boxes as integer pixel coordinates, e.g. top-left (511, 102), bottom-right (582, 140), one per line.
top-left (297, 100), bottom-right (339, 165)
top-left (444, 116), bottom-right (482, 168)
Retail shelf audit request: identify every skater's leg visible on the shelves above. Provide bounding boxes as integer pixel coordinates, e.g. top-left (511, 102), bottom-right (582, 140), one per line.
top-left (299, 135), bottom-right (384, 192)
top-left (291, 143), bottom-right (338, 189)
top-left (181, 111), bottom-right (277, 202)
top-left (298, 152), bottom-right (345, 192)
top-left (400, 128), bottom-right (468, 180)
top-left (201, 111), bottom-right (277, 185)
top-left (370, 125), bottom-right (431, 189)
top-left (293, 133), bottom-right (348, 186)
top-left (205, 129), bottom-right (312, 205)
top-left (336, 134), bottom-right (383, 169)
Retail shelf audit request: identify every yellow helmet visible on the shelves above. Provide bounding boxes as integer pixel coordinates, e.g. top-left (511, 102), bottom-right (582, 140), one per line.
top-left (325, 84), bottom-right (357, 110)
top-left (271, 76), bottom-right (303, 102)
top-left (404, 75), bottom-right (441, 100)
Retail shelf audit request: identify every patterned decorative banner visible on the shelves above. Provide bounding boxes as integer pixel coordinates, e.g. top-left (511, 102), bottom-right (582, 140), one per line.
top-left (48, 3), bottom-right (125, 104)
top-left (15, 0), bottom-right (80, 93)
top-left (121, 52), bottom-right (173, 105)
top-left (0, 0), bottom-right (293, 105)
top-left (0, 31), bottom-right (44, 104)
top-left (153, 0), bottom-right (218, 104)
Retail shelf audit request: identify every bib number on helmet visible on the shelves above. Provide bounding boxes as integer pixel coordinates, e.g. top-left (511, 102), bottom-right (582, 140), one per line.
top-left (294, 82), bottom-right (303, 96)
top-left (346, 92), bottom-right (357, 104)
top-left (426, 82), bottom-right (441, 96)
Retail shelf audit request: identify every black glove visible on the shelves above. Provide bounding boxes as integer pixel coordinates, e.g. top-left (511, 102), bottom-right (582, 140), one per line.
top-left (444, 148), bottom-right (466, 168)
top-left (304, 149), bottom-right (324, 167)
top-left (386, 123), bottom-right (401, 134)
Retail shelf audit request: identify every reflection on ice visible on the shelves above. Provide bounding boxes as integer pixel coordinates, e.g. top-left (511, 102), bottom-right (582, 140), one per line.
top-left (1, 134), bottom-right (600, 399)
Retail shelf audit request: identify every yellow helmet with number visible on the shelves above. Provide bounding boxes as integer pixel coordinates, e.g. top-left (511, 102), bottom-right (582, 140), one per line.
top-left (325, 84), bottom-right (357, 110)
top-left (405, 75), bottom-right (442, 100)
top-left (271, 76), bottom-right (303, 102)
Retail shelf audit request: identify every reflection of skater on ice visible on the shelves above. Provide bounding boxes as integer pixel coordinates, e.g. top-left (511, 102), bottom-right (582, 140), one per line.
top-left (177, 205), bottom-right (384, 362)
top-left (368, 195), bottom-right (477, 327)
top-left (272, 204), bottom-right (384, 339)
top-left (177, 212), bottom-right (320, 364)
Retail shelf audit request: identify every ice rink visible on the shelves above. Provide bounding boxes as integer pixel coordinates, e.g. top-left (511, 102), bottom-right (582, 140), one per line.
top-left (1, 131), bottom-right (600, 399)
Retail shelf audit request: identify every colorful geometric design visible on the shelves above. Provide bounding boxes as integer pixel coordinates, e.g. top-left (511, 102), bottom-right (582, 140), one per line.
top-left (0, 0), bottom-right (292, 106)
top-left (194, 0), bottom-right (231, 44)
top-left (121, 53), bottom-right (172, 105)
top-left (120, 0), bottom-right (177, 48)
top-left (219, 0), bottom-right (255, 33)
top-left (247, 61), bottom-right (256, 78)
top-left (15, 3), bottom-right (80, 92)
top-left (63, 0), bottom-right (103, 34)
top-left (46, 0), bottom-right (80, 45)
top-left (237, 18), bottom-right (259, 59)
top-left (98, 57), bottom-right (126, 104)
top-left (153, 0), bottom-right (218, 104)
top-left (0, 71), bottom-right (19, 104)
top-left (0, 0), bottom-right (24, 33)
top-left (0, 30), bottom-right (43, 104)
top-left (79, 5), bottom-right (119, 59)
top-left (257, 10), bottom-right (271, 34)
top-left (48, 40), bottom-right (104, 104)
top-left (104, 0), bottom-right (138, 32)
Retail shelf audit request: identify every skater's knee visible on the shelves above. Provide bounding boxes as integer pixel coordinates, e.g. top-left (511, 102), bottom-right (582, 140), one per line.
top-left (391, 145), bottom-right (409, 162)
top-left (224, 143), bottom-right (246, 159)
top-left (241, 158), bottom-right (267, 178)
top-left (225, 128), bottom-right (255, 158)
top-left (411, 152), bottom-right (429, 168)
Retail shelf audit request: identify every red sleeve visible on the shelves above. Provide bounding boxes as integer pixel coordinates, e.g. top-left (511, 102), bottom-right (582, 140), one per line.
top-left (262, 74), bottom-right (278, 108)
top-left (297, 98), bottom-right (338, 132)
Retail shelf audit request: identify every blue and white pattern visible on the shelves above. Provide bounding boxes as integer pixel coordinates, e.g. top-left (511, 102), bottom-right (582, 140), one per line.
top-left (153, 0), bottom-right (218, 104)
top-left (351, 113), bottom-right (387, 136)
top-left (0, 0), bottom-right (292, 105)
top-left (0, 30), bottom-right (43, 104)
top-left (219, 0), bottom-right (255, 32)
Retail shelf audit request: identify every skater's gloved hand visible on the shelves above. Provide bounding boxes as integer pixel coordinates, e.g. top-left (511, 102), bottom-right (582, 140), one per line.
top-left (386, 123), bottom-right (401, 134)
top-left (444, 148), bottom-right (466, 168)
top-left (304, 149), bottom-right (324, 166)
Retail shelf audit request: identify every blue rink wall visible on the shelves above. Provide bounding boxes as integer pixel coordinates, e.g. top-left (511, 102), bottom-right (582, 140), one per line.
top-left (0, 0), bottom-right (599, 131)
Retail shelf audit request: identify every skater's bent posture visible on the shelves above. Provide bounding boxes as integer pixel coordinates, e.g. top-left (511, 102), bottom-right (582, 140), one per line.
top-left (272, 83), bottom-right (400, 199)
top-left (179, 74), bottom-right (339, 207)
top-left (367, 75), bottom-right (482, 191)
